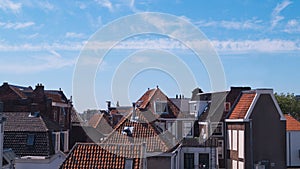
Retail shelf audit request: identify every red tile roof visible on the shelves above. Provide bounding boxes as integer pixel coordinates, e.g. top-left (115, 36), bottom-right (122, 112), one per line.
top-left (285, 114), bottom-right (300, 131)
top-left (136, 89), bottom-right (156, 109)
top-left (229, 92), bottom-right (256, 119)
top-left (60, 143), bottom-right (144, 169)
top-left (103, 111), bottom-right (176, 153)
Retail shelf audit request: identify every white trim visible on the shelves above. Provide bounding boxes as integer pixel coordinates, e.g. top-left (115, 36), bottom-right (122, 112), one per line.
top-left (225, 119), bottom-right (249, 122)
top-left (51, 102), bottom-right (70, 108)
top-left (270, 93), bottom-right (286, 121)
top-left (244, 93), bottom-right (258, 120)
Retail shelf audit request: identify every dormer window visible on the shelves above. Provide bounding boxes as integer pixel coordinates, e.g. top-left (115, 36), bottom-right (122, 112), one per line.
top-left (155, 101), bottom-right (168, 115)
top-left (122, 127), bottom-right (134, 137)
top-left (224, 102), bottom-right (231, 112)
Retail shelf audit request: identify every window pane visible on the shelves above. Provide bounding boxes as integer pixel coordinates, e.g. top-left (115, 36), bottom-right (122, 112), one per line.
top-left (27, 134), bottom-right (35, 146)
top-left (184, 153), bottom-right (194, 169)
top-left (199, 153), bottom-right (209, 169)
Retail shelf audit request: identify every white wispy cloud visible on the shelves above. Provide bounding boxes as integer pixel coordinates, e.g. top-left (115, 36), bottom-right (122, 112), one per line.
top-left (0, 0), bottom-right (22, 13)
top-left (284, 19), bottom-right (300, 33)
top-left (196, 19), bottom-right (263, 30)
top-left (94, 0), bottom-right (114, 12)
top-left (65, 32), bottom-right (86, 39)
top-left (211, 39), bottom-right (300, 54)
top-left (0, 41), bottom-right (84, 51)
top-left (0, 38), bottom-right (299, 54)
top-left (271, 0), bottom-right (292, 29)
top-left (0, 21), bottom-right (35, 29)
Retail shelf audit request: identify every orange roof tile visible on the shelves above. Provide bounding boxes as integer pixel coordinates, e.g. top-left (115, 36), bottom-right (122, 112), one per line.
top-left (229, 92), bottom-right (256, 119)
top-left (136, 89), bottom-right (156, 109)
top-left (285, 114), bottom-right (300, 131)
top-left (60, 143), bottom-right (144, 169)
top-left (103, 110), bottom-right (176, 153)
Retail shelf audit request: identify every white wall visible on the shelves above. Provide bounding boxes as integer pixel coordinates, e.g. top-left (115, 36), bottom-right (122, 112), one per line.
top-left (287, 131), bottom-right (300, 167)
top-left (15, 153), bottom-right (66, 169)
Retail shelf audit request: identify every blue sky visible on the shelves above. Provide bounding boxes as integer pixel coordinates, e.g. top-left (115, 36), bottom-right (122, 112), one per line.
top-left (0, 0), bottom-right (299, 112)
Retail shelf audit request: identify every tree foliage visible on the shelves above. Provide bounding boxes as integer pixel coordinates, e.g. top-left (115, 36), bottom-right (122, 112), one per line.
top-left (275, 93), bottom-right (300, 121)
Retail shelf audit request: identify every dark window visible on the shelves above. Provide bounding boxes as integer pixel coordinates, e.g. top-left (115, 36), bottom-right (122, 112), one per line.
top-left (27, 134), bottom-right (35, 146)
top-left (60, 132), bottom-right (64, 152)
top-left (184, 153), bottom-right (194, 169)
top-left (155, 101), bottom-right (168, 114)
top-left (199, 153), bottom-right (209, 169)
top-left (211, 122), bottom-right (223, 136)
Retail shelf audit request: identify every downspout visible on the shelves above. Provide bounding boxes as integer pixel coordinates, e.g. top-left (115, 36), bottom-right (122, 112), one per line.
top-left (288, 132), bottom-right (291, 167)
top-left (250, 119), bottom-right (254, 168)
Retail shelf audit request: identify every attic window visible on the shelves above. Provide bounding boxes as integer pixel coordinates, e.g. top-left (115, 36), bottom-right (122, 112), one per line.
top-left (122, 127), bottom-right (134, 137)
top-left (224, 102), bottom-right (231, 112)
top-left (27, 134), bottom-right (35, 146)
top-left (155, 101), bottom-right (168, 115)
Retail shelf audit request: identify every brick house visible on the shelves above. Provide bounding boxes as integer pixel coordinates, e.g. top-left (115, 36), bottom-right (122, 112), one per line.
top-left (225, 89), bottom-right (286, 169)
top-left (2, 112), bottom-right (67, 169)
top-left (0, 82), bottom-right (72, 130)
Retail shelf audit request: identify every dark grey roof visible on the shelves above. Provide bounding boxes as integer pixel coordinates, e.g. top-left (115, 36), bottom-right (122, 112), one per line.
top-left (170, 98), bottom-right (190, 113)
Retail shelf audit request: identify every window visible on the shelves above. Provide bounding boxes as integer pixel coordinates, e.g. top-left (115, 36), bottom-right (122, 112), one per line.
top-left (232, 160), bottom-right (238, 169)
top-left (218, 140), bottom-right (224, 159)
top-left (125, 159), bottom-right (133, 169)
top-left (224, 102), bottom-right (231, 111)
top-left (167, 121), bottom-right (176, 137)
top-left (228, 130), bottom-right (232, 150)
top-left (239, 161), bottom-right (244, 169)
top-left (199, 123), bottom-right (208, 141)
top-left (238, 130), bottom-right (244, 159)
top-left (199, 153), bottom-right (209, 169)
top-left (60, 131), bottom-right (69, 152)
top-left (27, 134), bottom-right (35, 146)
top-left (211, 122), bottom-right (223, 136)
top-left (184, 153), bottom-right (194, 169)
top-left (183, 122), bottom-right (193, 137)
top-left (52, 132), bottom-right (60, 153)
top-left (232, 130), bottom-right (237, 151)
top-left (155, 101), bottom-right (168, 114)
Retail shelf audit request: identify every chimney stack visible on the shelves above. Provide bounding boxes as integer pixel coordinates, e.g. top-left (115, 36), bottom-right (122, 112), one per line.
top-left (131, 102), bottom-right (137, 121)
top-left (106, 101), bottom-right (111, 110)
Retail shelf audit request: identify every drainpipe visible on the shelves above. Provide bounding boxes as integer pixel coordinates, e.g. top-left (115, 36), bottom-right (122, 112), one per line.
top-left (0, 111), bottom-right (7, 169)
top-left (250, 119), bottom-right (254, 168)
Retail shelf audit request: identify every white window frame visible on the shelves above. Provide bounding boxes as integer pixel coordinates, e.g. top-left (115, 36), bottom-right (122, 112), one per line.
top-left (155, 101), bottom-right (168, 115)
top-left (232, 130), bottom-right (238, 151)
top-left (228, 130), bottom-right (232, 150)
top-left (238, 130), bottom-right (244, 159)
top-left (239, 161), bottom-right (244, 169)
top-left (52, 132), bottom-right (60, 153)
top-left (232, 160), bottom-right (238, 169)
top-left (62, 131), bottom-right (69, 152)
top-left (217, 140), bottom-right (224, 159)
top-left (211, 122), bottom-right (223, 137)
top-left (183, 121), bottom-right (193, 138)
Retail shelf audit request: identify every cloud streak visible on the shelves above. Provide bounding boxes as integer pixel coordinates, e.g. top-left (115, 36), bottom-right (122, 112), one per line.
top-left (271, 0), bottom-right (292, 29)
top-left (196, 19), bottom-right (263, 30)
top-left (0, 0), bottom-right (22, 13)
top-left (0, 21), bottom-right (35, 29)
